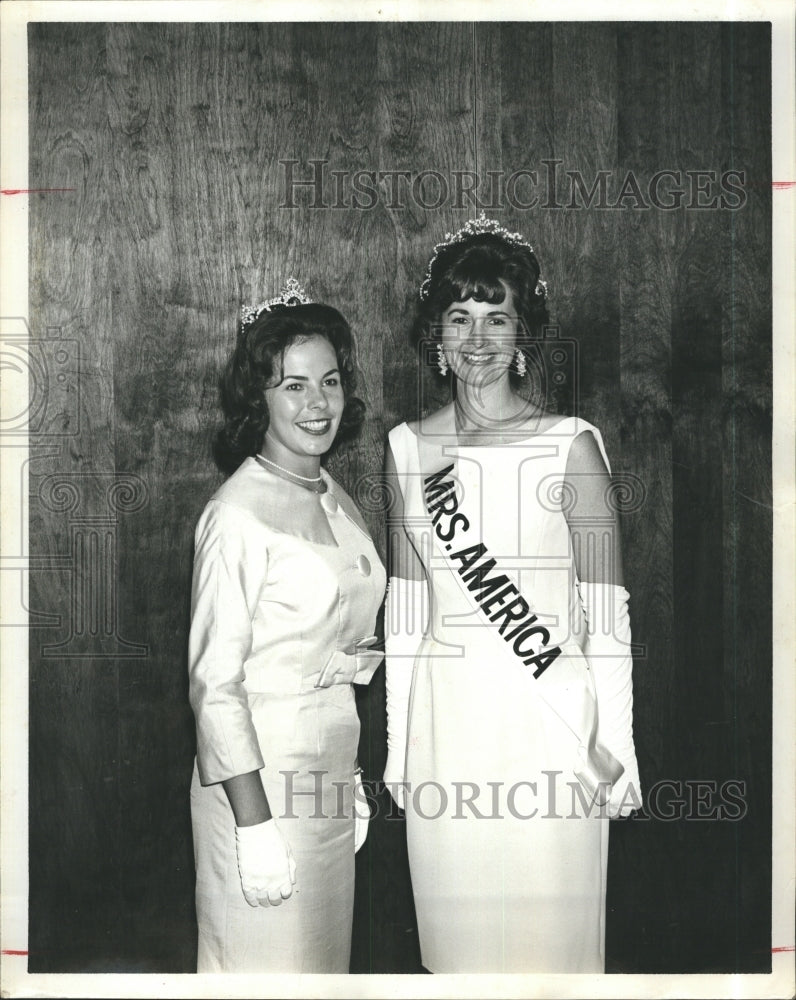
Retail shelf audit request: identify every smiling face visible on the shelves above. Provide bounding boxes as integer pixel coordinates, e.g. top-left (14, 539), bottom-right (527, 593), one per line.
top-left (262, 335), bottom-right (345, 470)
top-left (439, 281), bottom-right (518, 384)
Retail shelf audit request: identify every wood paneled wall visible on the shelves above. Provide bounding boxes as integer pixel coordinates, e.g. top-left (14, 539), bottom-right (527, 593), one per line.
top-left (28, 22), bottom-right (771, 973)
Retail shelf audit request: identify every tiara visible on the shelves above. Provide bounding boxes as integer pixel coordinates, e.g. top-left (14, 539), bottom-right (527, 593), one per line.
top-left (419, 212), bottom-right (548, 302)
top-left (240, 277), bottom-right (312, 330)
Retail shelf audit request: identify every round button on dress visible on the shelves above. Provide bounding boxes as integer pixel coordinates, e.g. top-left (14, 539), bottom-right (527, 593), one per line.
top-left (356, 554), bottom-right (371, 577)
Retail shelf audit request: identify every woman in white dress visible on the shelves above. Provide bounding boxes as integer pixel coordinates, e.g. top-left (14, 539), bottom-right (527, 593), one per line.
top-left (189, 279), bottom-right (386, 972)
top-left (383, 217), bottom-right (642, 973)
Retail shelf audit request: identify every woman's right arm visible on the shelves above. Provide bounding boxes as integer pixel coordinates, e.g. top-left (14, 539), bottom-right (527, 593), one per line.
top-left (222, 771), bottom-right (271, 826)
top-left (189, 501), bottom-right (295, 905)
top-left (189, 500), bottom-right (267, 787)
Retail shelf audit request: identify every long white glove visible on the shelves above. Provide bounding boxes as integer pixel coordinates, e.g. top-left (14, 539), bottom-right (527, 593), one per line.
top-left (235, 819), bottom-right (297, 907)
top-left (579, 582), bottom-right (642, 818)
top-left (353, 769), bottom-right (370, 852)
top-left (383, 575), bottom-right (426, 810)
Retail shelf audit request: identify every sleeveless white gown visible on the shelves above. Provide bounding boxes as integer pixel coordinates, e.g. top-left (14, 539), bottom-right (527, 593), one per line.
top-left (389, 416), bottom-right (611, 973)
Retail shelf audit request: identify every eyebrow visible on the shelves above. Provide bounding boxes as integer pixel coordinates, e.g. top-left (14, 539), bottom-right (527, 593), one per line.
top-left (280, 368), bottom-right (340, 382)
top-left (446, 307), bottom-right (511, 316)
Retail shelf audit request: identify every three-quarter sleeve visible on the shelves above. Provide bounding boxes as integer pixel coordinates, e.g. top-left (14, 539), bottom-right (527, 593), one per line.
top-left (189, 499), bottom-right (267, 785)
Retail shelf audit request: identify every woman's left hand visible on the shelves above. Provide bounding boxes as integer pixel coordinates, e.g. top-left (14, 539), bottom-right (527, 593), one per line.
top-left (353, 770), bottom-right (370, 852)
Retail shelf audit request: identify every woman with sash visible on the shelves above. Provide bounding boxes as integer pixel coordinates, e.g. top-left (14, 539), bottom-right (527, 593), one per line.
top-left (383, 217), bottom-right (641, 973)
top-left (188, 280), bottom-right (386, 972)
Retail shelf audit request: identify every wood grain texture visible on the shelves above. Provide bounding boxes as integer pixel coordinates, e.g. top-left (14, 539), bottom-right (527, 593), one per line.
top-left (376, 23), bottom-right (480, 437)
top-left (613, 206), bottom-right (677, 973)
top-left (27, 21), bottom-right (772, 975)
top-left (28, 23), bottom-right (128, 972)
top-left (718, 22), bottom-right (773, 972)
top-left (665, 26), bottom-right (730, 973)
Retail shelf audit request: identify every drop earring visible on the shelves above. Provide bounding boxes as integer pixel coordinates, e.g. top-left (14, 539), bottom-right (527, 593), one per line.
top-left (437, 343), bottom-right (449, 376)
top-left (514, 347), bottom-right (527, 377)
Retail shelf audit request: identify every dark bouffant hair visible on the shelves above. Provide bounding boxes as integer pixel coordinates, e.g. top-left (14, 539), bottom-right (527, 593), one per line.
top-left (413, 232), bottom-right (549, 379)
top-left (214, 303), bottom-right (365, 473)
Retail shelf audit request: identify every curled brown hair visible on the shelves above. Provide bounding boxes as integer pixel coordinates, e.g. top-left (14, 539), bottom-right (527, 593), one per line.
top-left (214, 303), bottom-right (365, 473)
top-left (413, 232), bottom-right (549, 383)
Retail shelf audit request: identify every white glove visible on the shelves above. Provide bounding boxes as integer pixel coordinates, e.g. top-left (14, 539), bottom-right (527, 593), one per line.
top-left (580, 582), bottom-right (642, 818)
top-left (383, 575), bottom-right (426, 810)
top-left (235, 819), bottom-right (297, 907)
top-left (353, 769), bottom-right (370, 852)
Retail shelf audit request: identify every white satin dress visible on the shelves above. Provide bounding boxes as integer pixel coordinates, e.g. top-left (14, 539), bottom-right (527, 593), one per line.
top-left (389, 415), bottom-right (612, 973)
top-left (188, 457), bottom-right (386, 972)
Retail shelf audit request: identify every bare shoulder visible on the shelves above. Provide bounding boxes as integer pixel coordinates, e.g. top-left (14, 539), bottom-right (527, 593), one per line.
top-left (532, 410), bottom-right (572, 433)
top-left (508, 408), bottom-right (572, 441)
top-left (566, 425), bottom-right (610, 476)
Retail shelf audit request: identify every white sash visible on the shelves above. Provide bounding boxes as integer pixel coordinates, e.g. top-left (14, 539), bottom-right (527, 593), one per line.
top-left (415, 430), bottom-right (623, 806)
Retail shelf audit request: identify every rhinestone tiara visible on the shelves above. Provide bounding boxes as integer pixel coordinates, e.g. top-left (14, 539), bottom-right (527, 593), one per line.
top-left (240, 277), bottom-right (312, 330)
top-left (419, 212), bottom-right (547, 301)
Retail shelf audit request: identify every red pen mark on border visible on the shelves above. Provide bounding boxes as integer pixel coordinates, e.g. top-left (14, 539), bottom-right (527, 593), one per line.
top-left (1, 188), bottom-right (76, 195)
top-left (772, 945), bottom-right (795, 953)
top-left (1, 949), bottom-right (28, 956)
top-left (772, 181), bottom-right (796, 190)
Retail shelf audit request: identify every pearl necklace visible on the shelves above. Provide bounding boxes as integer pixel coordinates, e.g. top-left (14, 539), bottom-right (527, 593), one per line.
top-left (255, 453), bottom-right (325, 492)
